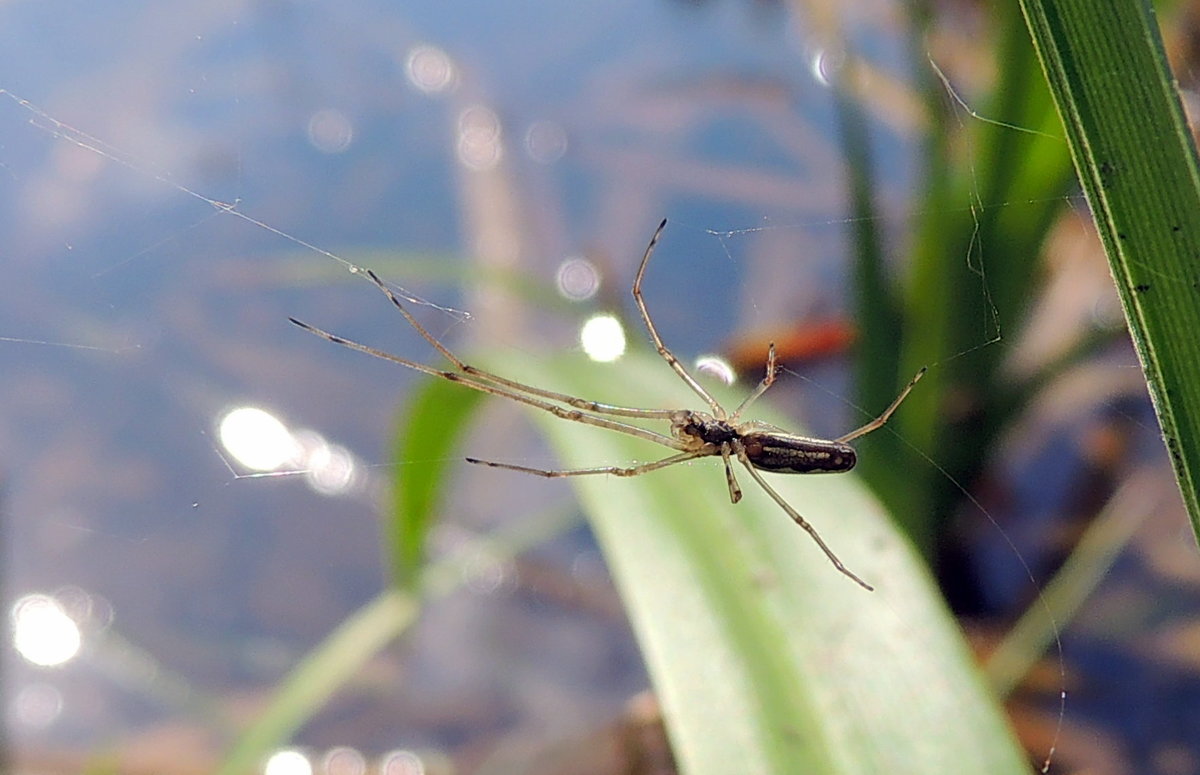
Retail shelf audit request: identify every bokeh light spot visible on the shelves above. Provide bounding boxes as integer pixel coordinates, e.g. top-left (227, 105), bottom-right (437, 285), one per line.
top-left (264, 749), bottom-right (312, 775)
top-left (580, 314), bottom-right (626, 363)
top-left (555, 257), bottom-right (600, 301)
top-left (457, 106), bottom-right (503, 171)
top-left (405, 44), bottom-right (457, 94)
top-left (525, 120), bottom-right (567, 164)
top-left (12, 594), bottom-right (81, 667)
top-left (379, 750), bottom-right (426, 775)
top-left (695, 355), bottom-right (736, 386)
top-left (306, 109), bottom-right (354, 154)
top-left (218, 406), bottom-right (300, 472)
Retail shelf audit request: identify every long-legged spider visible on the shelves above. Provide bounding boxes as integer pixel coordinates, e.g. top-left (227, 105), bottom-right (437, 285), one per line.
top-left (290, 219), bottom-right (924, 591)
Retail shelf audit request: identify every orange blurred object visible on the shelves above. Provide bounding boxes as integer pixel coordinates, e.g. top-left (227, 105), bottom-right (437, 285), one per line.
top-left (726, 319), bottom-right (857, 372)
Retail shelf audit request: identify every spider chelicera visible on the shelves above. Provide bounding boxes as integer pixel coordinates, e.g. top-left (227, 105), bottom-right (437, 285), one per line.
top-left (290, 219), bottom-right (924, 591)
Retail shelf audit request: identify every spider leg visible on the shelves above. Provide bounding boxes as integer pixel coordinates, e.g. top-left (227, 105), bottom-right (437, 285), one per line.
top-left (835, 367), bottom-right (927, 444)
top-left (734, 444), bottom-right (874, 592)
top-left (289, 317), bottom-right (689, 451)
top-left (730, 342), bottom-right (777, 422)
top-left (360, 269), bottom-right (680, 420)
top-left (633, 219), bottom-right (727, 419)
top-left (465, 450), bottom-right (707, 478)
top-left (720, 444), bottom-right (742, 503)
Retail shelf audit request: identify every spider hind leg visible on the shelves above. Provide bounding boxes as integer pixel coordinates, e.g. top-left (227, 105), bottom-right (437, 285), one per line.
top-left (465, 450), bottom-right (705, 479)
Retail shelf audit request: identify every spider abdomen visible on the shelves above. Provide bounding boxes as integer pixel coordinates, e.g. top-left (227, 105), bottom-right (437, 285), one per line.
top-left (740, 433), bottom-right (856, 474)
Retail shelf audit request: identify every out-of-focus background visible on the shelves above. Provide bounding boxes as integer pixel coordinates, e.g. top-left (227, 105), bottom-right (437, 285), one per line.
top-left (3, 1), bottom-right (1200, 773)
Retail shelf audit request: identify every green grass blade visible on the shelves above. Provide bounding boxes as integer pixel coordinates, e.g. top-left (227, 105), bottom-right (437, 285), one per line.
top-left (833, 85), bottom-right (909, 503)
top-left (389, 378), bottom-right (485, 587)
top-left (986, 468), bottom-right (1158, 697)
top-left (217, 590), bottom-right (419, 775)
top-left (1019, 0), bottom-right (1200, 539)
top-left (497, 350), bottom-right (1028, 775)
top-left (217, 500), bottom-right (580, 775)
top-left (894, 6), bottom-right (1077, 554)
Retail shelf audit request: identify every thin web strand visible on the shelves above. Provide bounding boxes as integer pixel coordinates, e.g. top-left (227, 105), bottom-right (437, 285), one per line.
top-left (926, 55), bottom-right (1062, 140)
top-left (0, 89), bottom-right (466, 319)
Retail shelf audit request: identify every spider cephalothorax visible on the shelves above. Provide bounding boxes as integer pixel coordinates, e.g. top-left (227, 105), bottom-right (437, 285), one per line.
top-left (669, 410), bottom-right (736, 449)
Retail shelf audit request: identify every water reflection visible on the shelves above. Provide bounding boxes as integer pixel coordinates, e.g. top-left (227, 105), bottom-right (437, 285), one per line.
top-left (379, 749), bottom-right (426, 775)
top-left (292, 430), bottom-right (359, 496)
top-left (307, 109), bottom-right (355, 154)
top-left (695, 354), bottom-right (736, 386)
top-left (217, 406), bottom-right (362, 497)
top-left (525, 119), bottom-right (568, 164)
top-left (264, 749), bottom-right (312, 775)
top-left (404, 44), bottom-right (458, 95)
top-left (555, 256), bottom-right (600, 301)
top-left (456, 105), bottom-right (503, 171)
top-left (10, 683), bottom-right (64, 729)
top-left (219, 407), bottom-right (300, 472)
top-left (579, 314), bottom-right (626, 363)
top-left (322, 746), bottom-right (367, 775)
top-left (463, 549), bottom-right (514, 596)
top-left (11, 593), bottom-right (82, 668)
top-left (4, 0), bottom-right (1020, 768)
top-left (808, 46), bottom-right (844, 88)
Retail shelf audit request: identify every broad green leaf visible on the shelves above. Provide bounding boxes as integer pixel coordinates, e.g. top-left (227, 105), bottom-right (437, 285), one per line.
top-left (490, 349), bottom-right (1028, 775)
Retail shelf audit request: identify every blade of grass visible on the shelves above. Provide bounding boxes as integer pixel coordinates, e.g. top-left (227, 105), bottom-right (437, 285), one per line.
top-left (498, 349), bottom-right (1028, 775)
top-left (986, 468), bottom-right (1159, 697)
top-left (217, 591), bottom-right (419, 775)
top-left (895, 6), bottom-right (1077, 553)
top-left (832, 78), bottom-right (911, 518)
top-left (217, 373), bottom-right (570, 774)
top-left (1018, 0), bottom-right (1200, 539)
top-left (216, 498), bottom-right (580, 775)
top-left (389, 378), bottom-right (485, 588)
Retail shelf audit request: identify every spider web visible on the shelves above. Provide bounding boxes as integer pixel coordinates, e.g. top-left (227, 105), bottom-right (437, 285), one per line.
top-left (1, 1), bottom-right (1165, 772)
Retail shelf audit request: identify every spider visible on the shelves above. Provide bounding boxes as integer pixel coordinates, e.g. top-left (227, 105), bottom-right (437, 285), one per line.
top-left (290, 219), bottom-right (924, 591)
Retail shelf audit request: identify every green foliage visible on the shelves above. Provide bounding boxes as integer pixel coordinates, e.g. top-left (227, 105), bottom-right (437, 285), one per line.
top-left (498, 351), bottom-right (1029, 775)
top-left (389, 378), bottom-right (484, 588)
top-left (850, 5), bottom-right (1078, 555)
top-left (226, 3), bottom-right (1200, 771)
top-left (1019, 0), bottom-right (1200, 542)
top-left (219, 592), bottom-right (420, 775)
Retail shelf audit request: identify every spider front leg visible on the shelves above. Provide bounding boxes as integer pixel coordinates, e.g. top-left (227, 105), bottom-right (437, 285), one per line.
top-left (730, 342), bottom-right (778, 422)
top-left (836, 367), bottom-right (927, 444)
top-left (633, 219), bottom-right (727, 419)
